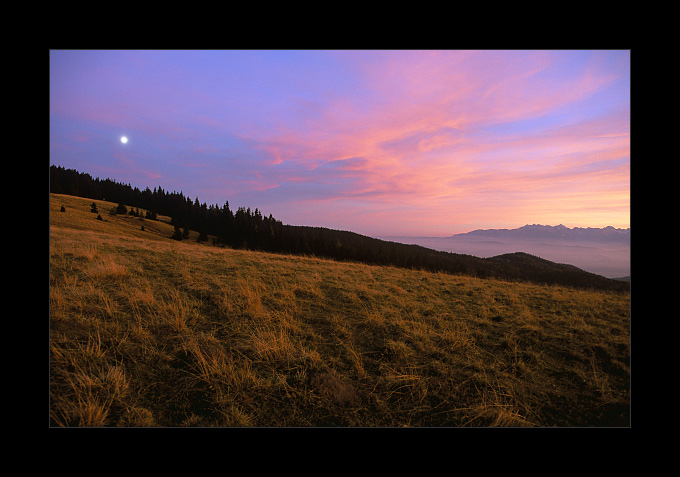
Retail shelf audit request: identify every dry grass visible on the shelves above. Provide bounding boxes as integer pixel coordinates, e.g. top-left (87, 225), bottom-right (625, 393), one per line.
top-left (50, 194), bottom-right (630, 427)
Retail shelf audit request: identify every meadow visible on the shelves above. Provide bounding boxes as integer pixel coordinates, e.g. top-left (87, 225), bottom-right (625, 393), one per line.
top-left (49, 194), bottom-right (630, 426)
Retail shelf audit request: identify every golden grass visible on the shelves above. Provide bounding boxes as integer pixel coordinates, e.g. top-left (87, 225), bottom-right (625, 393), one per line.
top-left (50, 194), bottom-right (630, 427)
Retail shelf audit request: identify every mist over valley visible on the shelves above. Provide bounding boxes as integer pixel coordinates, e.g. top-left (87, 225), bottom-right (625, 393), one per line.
top-left (378, 225), bottom-right (630, 279)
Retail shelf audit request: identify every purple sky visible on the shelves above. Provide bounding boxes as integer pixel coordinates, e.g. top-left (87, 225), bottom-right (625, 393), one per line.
top-left (49, 50), bottom-right (630, 237)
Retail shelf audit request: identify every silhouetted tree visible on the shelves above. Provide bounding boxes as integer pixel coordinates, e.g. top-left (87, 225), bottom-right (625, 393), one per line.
top-left (171, 225), bottom-right (183, 241)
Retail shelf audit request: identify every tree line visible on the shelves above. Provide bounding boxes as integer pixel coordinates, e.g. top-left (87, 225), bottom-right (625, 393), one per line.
top-left (50, 165), bottom-right (628, 292)
top-left (50, 165), bottom-right (282, 249)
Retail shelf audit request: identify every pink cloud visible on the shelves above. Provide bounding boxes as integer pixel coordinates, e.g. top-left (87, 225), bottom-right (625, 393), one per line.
top-left (111, 152), bottom-right (163, 182)
top-left (248, 67), bottom-right (628, 233)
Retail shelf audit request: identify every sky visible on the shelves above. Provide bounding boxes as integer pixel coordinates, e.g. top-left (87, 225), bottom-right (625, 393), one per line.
top-left (49, 50), bottom-right (630, 237)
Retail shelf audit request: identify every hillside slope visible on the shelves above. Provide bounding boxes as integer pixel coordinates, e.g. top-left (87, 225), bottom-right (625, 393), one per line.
top-left (49, 194), bottom-right (631, 427)
top-left (51, 182), bottom-right (628, 292)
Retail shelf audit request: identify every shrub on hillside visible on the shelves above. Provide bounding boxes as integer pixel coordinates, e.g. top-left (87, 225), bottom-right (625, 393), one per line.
top-left (171, 225), bottom-right (183, 241)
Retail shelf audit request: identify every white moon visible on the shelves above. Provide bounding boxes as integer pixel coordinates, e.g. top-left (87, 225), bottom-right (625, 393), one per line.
top-left (121, 136), bottom-right (128, 144)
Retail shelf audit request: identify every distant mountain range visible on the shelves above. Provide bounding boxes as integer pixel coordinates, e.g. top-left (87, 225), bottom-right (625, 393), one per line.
top-left (379, 224), bottom-right (630, 279)
top-left (453, 224), bottom-right (630, 243)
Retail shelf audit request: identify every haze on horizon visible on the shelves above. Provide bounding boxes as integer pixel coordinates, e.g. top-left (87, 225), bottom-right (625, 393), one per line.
top-left (49, 50), bottom-right (630, 238)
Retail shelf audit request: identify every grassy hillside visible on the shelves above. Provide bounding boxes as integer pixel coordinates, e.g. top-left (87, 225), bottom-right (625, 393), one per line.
top-left (49, 194), bottom-right (630, 426)
top-left (50, 166), bottom-right (629, 292)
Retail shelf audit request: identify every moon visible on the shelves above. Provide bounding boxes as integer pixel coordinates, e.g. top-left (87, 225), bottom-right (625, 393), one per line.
top-left (120, 136), bottom-right (128, 144)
